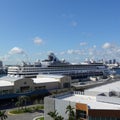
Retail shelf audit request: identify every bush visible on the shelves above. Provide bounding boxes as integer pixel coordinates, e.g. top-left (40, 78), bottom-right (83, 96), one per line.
top-left (36, 117), bottom-right (44, 120)
top-left (9, 105), bottom-right (44, 114)
top-left (35, 105), bottom-right (44, 111)
top-left (10, 109), bottom-right (25, 114)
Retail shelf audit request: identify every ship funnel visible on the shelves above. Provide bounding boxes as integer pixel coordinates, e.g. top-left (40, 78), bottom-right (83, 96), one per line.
top-left (48, 53), bottom-right (59, 62)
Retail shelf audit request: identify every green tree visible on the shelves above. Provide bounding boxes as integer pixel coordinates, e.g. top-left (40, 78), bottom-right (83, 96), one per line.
top-left (18, 95), bottom-right (30, 109)
top-left (0, 110), bottom-right (7, 120)
top-left (48, 110), bottom-right (64, 120)
top-left (56, 115), bottom-right (64, 120)
top-left (65, 105), bottom-right (75, 120)
top-left (15, 101), bottom-right (21, 111)
top-left (48, 105), bottom-right (75, 120)
top-left (48, 110), bottom-right (58, 120)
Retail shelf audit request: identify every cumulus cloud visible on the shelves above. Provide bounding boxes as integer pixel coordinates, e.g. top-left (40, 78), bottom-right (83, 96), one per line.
top-left (9, 47), bottom-right (25, 55)
top-left (80, 42), bottom-right (87, 46)
top-left (47, 51), bottom-right (54, 55)
top-left (60, 51), bottom-right (66, 55)
top-left (67, 49), bottom-right (82, 55)
top-left (117, 49), bottom-right (120, 52)
top-left (102, 42), bottom-right (113, 49)
top-left (34, 37), bottom-right (43, 45)
top-left (100, 42), bottom-right (120, 61)
top-left (2, 54), bottom-right (10, 61)
top-left (59, 42), bottom-right (120, 62)
top-left (93, 45), bottom-right (96, 48)
top-left (1, 47), bottom-right (27, 64)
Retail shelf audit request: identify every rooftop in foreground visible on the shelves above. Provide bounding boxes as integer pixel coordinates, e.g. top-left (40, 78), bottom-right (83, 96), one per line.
top-left (56, 92), bottom-right (120, 110)
top-left (86, 80), bottom-right (120, 93)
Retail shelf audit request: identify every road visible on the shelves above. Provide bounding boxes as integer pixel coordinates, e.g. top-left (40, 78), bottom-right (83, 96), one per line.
top-left (6, 109), bottom-right (44, 120)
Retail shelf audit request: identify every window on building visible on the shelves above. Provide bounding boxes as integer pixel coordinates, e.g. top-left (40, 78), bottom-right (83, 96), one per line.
top-left (20, 86), bottom-right (30, 93)
top-left (76, 110), bottom-right (87, 120)
top-left (35, 86), bottom-right (46, 90)
top-left (2, 90), bottom-right (9, 94)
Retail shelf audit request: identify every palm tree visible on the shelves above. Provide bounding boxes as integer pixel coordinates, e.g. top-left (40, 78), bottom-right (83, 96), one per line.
top-left (15, 101), bottom-right (21, 111)
top-left (56, 115), bottom-right (64, 120)
top-left (48, 110), bottom-right (58, 120)
top-left (65, 105), bottom-right (75, 120)
top-left (48, 105), bottom-right (75, 120)
top-left (48, 110), bottom-right (64, 120)
top-left (18, 95), bottom-right (30, 109)
top-left (0, 110), bottom-right (7, 120)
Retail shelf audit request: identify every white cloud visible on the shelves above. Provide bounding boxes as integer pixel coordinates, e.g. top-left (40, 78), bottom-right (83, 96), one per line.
top-left (60, 51), bottom-right (66, 55)
top-left (100, 42), bottom-right (120, 60)
top-left (47, 51), bottom-right (54, 55)
top-left (80, 42), bottom-right (87, 46)
top-left (1, 47), bottom-right (26, 64)
top-left (9, 47), bottom-right (25, 55)
top-left (67, 49), bottom-right (74, 54)
top-left (102, 42), bottom-right (113, 49)
top-left (67, 49), bottom-right (82, 55)
top-left (34, 37), bottom-right (43, 45)
top-left (89, 51), bottom-right (94, 56)
top-left (117, 49), bottom-right (120, 52)
top-left (2, 54), bottom-right (10, 61)
top-left (93, 45), bottom-right (96, 48)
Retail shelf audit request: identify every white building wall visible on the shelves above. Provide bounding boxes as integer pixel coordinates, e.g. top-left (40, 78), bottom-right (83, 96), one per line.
top-left (55, 99), bottom-right (76, 119)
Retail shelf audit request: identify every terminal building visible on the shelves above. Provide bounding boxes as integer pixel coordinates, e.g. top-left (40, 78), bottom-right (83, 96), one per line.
top-left (44, 80), bottom-right (120, 120)
top-left (0, 74), bottom-right (71, 101)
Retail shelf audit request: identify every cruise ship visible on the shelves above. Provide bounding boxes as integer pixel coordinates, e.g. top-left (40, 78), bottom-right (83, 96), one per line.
top-left (8, 53), bottom-right (109, 79)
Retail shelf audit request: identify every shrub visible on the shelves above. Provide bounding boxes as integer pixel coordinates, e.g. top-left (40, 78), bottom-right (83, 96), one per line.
top-left (36, 117), bottom-right (44, 120)
top-left (9, 105), bottom-right (44, 114)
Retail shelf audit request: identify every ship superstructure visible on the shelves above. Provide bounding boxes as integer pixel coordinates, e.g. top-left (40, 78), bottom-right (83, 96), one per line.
top-left (8, 53), bottom-right (109, 79)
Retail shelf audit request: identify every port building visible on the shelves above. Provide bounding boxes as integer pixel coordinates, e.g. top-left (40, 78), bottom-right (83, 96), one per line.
top-left (44, 80), bottom-right (120, 120)
top-left (0, 74), bottom-right (71, 100)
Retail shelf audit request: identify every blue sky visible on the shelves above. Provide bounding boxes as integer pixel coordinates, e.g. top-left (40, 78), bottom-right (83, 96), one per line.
top-left (0, 0), bottom-right (120, 64)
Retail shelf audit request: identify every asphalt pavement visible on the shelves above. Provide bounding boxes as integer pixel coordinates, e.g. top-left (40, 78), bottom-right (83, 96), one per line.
top-left (7, 111), bottom-right (43, 120)
top-left (6, 107), bottom-right (44, 120)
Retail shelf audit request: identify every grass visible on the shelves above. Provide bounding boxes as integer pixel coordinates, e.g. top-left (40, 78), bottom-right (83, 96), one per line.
top-left (36, 117), bottom-right (44, 120)
top-left (9, 105), bottom-right (44, 114)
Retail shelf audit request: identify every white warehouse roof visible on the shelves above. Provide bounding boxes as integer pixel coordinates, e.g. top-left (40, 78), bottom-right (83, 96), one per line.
top-left (0, 76), bottom-right (22, 87)
top-left (57, 93), bottom-right (120, 110)
top-left (0, 75), bottom-right (23, 82)
top-left (86, 80), bottom-right (120, 93)
top-left (33, 74), bottom-right (66, 84)
top-left (0, 80), bottom-right (14, 87)
top-left (33, 77), bottom-right (60, 84)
